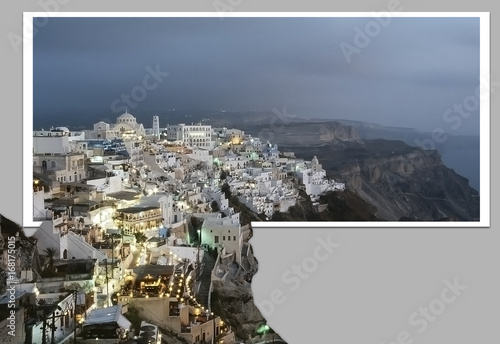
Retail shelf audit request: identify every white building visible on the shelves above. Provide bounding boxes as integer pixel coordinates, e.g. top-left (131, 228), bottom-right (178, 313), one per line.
top-left (200, 214), bottom-right (242, 263)
top-left (33, 219), bottom-right (107, 261)
top-left (225, 128), bottom-right (245, 144)
top-left (87, 174), bottom-right (123, 195)
top-left (165, 123), bottom-right (213, 148)
top-left (87, 122), bottom-right (117, 140)
top-left (33, 186), bottom-right (52, 220)
top-left (33, 153), bottom-right (87, 183)
top-left (218, 153), bottom-right (247, 171)
top-left (297, 156), bottom-right (346, 196)
top-left (186, 148), bottom-right (212, 164)
top-left (33, 130), bottom-right (71, 154)
top-left (159, 194), bottom-right (175, 226)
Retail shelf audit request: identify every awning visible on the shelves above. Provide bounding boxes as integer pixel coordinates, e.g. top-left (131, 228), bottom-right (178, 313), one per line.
top-left (117, 314), bottom-right (132, 330)
top-left (84, 305), bottom-right (131, 330)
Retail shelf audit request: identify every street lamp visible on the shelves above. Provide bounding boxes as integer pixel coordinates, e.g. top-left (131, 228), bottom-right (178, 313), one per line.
top-left (196, 229), bottom-right (201, 282)
top-left (212, 312), bottom-right (215, 344)
top-left (101, 259), bottom-right (110, 307)
top-left (119, 212), bottom-right (125, 259)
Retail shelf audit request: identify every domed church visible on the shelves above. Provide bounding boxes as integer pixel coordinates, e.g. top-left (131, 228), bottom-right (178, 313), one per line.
top-left (93, 110), bottom-right (145, 140)
top-left (113, 110), bottom-right (145, 137)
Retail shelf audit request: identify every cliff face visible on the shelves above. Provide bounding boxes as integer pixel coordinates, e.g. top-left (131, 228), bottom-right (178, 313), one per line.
top-left (279, 136), bottom-right (479, 222)
top-left (250, 121), bottom-right (360, 146)
top-left (329, 143), bottom-right (480, 221)
top-left (337, 148), bottom-right (443, 189)
top-left (0, 215), bottom-right (40, 294)
top-left (212, 283), bottom-right (269, 342)
top-left (210, 243), bottom-right (287, 343)
top-left (316, 121), bottom-right (360, 142)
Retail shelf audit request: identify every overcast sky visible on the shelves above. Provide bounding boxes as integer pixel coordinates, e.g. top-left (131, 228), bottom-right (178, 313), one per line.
top-left (33, 16), bottom-right (481, 135)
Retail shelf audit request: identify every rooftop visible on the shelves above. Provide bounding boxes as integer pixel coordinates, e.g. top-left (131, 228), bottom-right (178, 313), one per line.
top-left (106, 191), bottom-right (141, 201)
top-left (132, 264), bottom-right (175, 280)
top-left (117, 206), bottom-right (159, 214)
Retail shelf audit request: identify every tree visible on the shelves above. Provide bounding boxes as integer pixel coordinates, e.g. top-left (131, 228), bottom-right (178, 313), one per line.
top-left (134, 232), bottom-right (147, 244)
top-left (189, 216), bottom-right (203, 244)
top-left (65, 281), bottom-right (94, 294)
top-left (221, 182), bottom-right (231, 200)
top-left (211, 200), bottom-right (220, 212)
top-left (219, 170), bottom-right (228, 181)
top-left (43, 247), bottom-right (57, 274)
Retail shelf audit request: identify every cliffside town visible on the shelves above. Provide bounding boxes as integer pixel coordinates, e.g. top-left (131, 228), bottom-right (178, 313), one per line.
top-left (1, 111), bottom-right (480, 343)
top-left (4, 111), bottom-right (351, 344)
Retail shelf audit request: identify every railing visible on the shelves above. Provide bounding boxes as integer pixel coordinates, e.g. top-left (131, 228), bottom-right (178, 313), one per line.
top-left (65, 274), bottom-right (93, 281)
top-left (33, 216), bottom-right (53, 221)
top-left (122, 213), bottom-right (163, 222)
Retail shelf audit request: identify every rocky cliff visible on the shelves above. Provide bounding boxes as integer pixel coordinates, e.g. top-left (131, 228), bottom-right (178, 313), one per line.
top-left (212, 283), bottom-right (271, 342)
top-left (324, 140), bottom-right (480, 221)
top-left (275, 131), bottom-right (480, 222)
top-left (253, 121), bottom-right (360, 146)
top-left (228, 115), bottom-right (481, 222)
top-left (210, 236), bottom-right (287, 343)
top-left (0, 215), bottom-right (40, 294)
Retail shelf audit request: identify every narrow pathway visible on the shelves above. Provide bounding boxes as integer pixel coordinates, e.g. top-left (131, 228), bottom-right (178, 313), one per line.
top-left (195, 251), bottom-right (216, 309)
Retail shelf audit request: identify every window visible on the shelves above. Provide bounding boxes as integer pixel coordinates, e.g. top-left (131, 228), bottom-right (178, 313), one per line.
top-left (215, 236), bottom-right (219, 244)
top-left (223, 236), bottom-right (226, 241)
top-left (228, 236), bottom-right (231, 241)
top-left (51, 161), bottom-right (56, 168)
top-left (234, 236), bottom-right (237, 241)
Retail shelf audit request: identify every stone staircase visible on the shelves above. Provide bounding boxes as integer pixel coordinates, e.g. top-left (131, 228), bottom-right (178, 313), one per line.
top-left (195, 251), bottom-right (216, 309)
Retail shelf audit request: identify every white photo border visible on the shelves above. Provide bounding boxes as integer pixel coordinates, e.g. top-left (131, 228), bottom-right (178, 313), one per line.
top-left (23, 12), bottom-right (490, 228)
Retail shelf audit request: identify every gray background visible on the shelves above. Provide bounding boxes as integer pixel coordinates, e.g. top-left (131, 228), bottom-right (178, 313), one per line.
top-left (1, 1), bottom-right (496, 343)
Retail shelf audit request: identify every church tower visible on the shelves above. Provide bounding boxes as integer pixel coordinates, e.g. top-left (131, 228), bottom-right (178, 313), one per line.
top-left (311, 156), bottom-right (322, 172)
top-left (152, 115), bottom-right (160, 140)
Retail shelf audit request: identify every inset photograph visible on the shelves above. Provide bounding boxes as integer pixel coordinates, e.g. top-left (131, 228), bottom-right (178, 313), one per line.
top-left (26, 14), bottom-right (488, 228)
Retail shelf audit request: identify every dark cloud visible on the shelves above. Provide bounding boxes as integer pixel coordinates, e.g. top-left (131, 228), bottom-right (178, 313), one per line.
top-left (33, 16), bottom-right (480, 134)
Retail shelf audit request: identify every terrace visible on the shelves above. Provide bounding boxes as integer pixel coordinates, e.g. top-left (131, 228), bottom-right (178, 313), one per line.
top-left (129, 265), bottom-right (175, 298)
